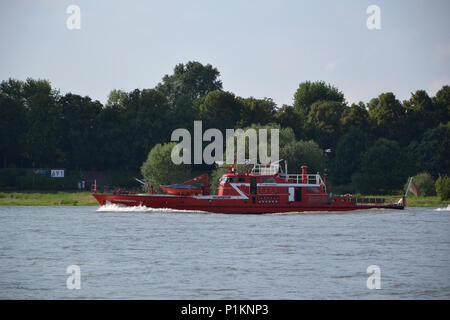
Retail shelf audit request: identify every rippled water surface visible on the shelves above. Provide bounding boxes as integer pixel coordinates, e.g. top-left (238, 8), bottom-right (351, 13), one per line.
top-left (0, 205), bottom-right (449, 299)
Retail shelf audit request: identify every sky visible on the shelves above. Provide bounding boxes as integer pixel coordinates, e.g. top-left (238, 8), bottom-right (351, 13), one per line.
top-left (0, 0), bottom-right (449, 107)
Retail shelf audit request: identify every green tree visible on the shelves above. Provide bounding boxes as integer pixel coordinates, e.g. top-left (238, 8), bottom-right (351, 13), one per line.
top-left (100, 88), bottom-right (173, 170)
top-left (125, 88), bottom-right (172, 169)
top-left (237, 97), bottom-right (276, 127)
top-left (59, 93), bottom-right (102, 170)
top-left (197, 91), bottom-right (243, 132)
top-left (141, 142), bottom-right (191, 193)
top-left (340, 102), bottom-right (370, 132)
top-left (352, 138), bottom-right (409, 194)
top-left (306, 100), bottom-right (345, 149)
top-left (0, 79), bottom-right (26, 168)
top-left (156, 61), bottom-right (222, 130)
top-left (293, 81), bottom-right (345, 119)
top-left (331, 127), bottom-right (370, 185)
top-left (274, 104), bottom-right (304, 139)
top-left (96, 103), bottom-right (130, 169)
top-left (403, 90), bottom-right (440, 139)
top-left (105, 89), bottom-right (127, 108)
top-left (368, 92), bottom-right (406, 142)
top-left (432, 85), bottom-right (450, 124)
top-left (414, 123), bottom-right (450, 177)
top-left (22, 78), bottom-right (62, 167)
top-left (157, 61), bottom-right (222, 102)
top-left (435, 175), bottom-right (450, 201)
top-left (136, 89), bottom-right (171, 145)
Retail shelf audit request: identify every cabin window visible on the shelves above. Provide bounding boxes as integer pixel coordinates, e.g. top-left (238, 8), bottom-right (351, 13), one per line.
top-left (250, 177), bottom-right (257, 194)
top-left (238, 177), bottom-right (246, 182)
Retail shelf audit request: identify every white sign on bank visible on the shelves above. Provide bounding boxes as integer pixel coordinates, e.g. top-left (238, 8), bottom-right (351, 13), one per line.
top-left (51, 169), bottom-right (65, 178)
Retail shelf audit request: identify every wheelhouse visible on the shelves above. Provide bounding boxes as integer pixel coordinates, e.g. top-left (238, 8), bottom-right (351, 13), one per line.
top-left (217, 159), bottom-right (328, 204)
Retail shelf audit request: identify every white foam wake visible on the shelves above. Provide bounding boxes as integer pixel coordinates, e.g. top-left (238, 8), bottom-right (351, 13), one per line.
top-left (96, 203), bottom-right (207, 214)
top-left (435, 204), bottom-right (450, 211)
top-left (96, 203), bottom-right (155, 212)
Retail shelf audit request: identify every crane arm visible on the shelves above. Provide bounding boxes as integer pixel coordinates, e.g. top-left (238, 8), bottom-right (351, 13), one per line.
top-left (182, 174), bottom-right (210, 195)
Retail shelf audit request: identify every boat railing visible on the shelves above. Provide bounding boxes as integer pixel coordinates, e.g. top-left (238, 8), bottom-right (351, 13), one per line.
top-left (279, 173), bottom-right (325, 186)
top-left (251, 163), bottom-right (280, 175)
top-left (355, 196), bottom-right (404, 206)
top-left (250, 161), bottom-right (325, 187)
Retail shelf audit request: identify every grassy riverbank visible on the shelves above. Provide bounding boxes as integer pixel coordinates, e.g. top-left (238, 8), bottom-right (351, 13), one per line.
top-left (0, 191), bottom-right (98, 206)
top-left (402, 195), bottom-right (448, 207)
top-left (0, 191), bottom-right (448, 207)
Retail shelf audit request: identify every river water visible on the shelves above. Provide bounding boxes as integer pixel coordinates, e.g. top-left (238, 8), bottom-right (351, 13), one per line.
top-left (0, 205), bottom-right (449, 299)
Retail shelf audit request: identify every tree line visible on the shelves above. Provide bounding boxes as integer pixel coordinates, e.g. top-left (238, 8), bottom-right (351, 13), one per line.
top-left (0, 61), bottom-right (449, 193)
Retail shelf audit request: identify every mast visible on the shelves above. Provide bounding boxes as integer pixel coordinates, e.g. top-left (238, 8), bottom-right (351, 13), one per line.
top-left (285, 159), bottom-right (288, 181)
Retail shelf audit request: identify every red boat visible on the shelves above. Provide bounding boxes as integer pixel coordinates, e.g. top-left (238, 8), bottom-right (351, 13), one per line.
top-left (160, 184), bottom-right (202, 195)
top-left (92, 158), bottom-right (405, 213)
top-left (160, 174), bottom-right (209, 195)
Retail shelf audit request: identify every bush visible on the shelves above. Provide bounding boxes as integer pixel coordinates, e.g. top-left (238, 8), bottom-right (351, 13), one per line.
top-left (404, 172), bottom-right (436, 196)
top-left (435, 175), bottom-right (450, 201)
top-left (141, 142), bottom-right (191, 193)
top-left (280, 139), bottom-right (325, 174)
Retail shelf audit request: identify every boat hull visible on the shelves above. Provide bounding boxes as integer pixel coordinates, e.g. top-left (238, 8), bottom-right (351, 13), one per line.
top-left (92, 193), bottom-right (405, 214)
